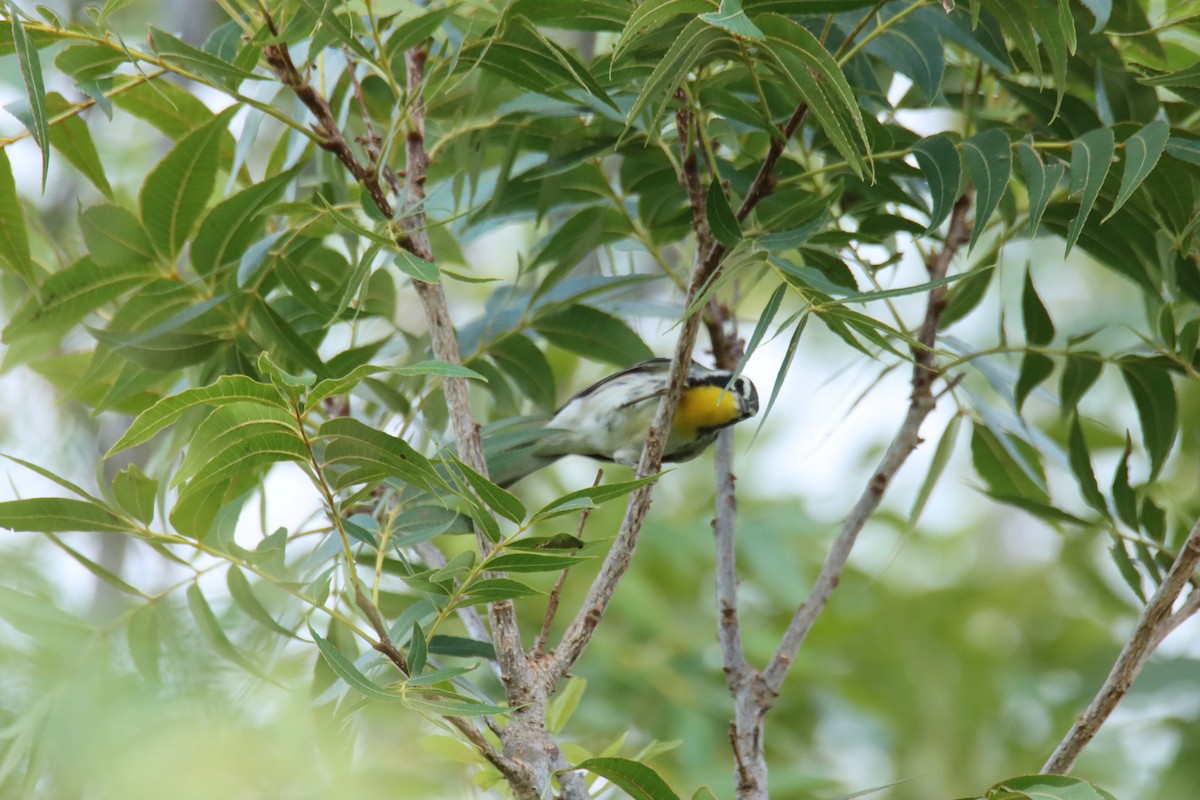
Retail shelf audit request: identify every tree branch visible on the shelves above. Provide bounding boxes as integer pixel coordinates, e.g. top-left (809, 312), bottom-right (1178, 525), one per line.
top-left (762, 193), bottom-right (972, 695)
top-left (260, 18), bottom-right (541, 793)
top-left (397, 52), bottom-right (537, 777)
top-left (1042, 519), bottom-right (1200, 774)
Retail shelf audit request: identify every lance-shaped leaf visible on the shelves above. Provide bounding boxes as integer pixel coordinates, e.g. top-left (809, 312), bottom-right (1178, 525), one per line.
top-left (757, 15), bottom-right (871, 179)
top-left (192, 167), bottom-right (299, 277)
top-left (1065, 127), bottom-right (1114, 256)
top-left (1017, 140), bottom-right (1064, 239)
top-left (319, 417), bottom-right (446, 492)
top-left (0, 497), bottom-right (131, 533)
top-left (308, 623), bottom-right (402, 702)
top-left (1118, 358), bottom-right (1176, 480)
top-left (1103, 120), bottom-right (1168, 221)
top-left (139, 107), bottom-right (235, 262)
top-left (624, 19), bottom-right (724, 133)
top-left (173, 402), bottom-right (307, 492)
top-left (912, 134), bottom-right (962, 234)
top-left (613, 0), bottom-right (710, 62)
top-left (9, 4), bottom-right (50, 187)
top-left (107, 375), bottom-right (287, 455)
top-left (0, 148), bottom-right (34, 284)
top-left (962, 129), bottom-right (1012, 251)
top-left (576, 757), bottom-right (682, 800)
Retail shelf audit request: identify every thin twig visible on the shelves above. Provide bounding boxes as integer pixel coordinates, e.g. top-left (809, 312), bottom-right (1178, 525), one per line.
top-left (761, 193), bottom-right (972, 695)
top-left (1042, 519), bottom-right (1200, 774)
top-left (712, 430), bottom-right (748, 677)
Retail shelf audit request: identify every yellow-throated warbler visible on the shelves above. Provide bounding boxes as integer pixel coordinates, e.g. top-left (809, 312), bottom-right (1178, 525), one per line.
top-left (487, 358), bottom-right (759, 486)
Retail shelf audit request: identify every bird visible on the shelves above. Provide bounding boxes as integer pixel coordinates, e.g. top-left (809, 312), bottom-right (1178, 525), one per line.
top-left (485, 358), bottom-right (759, 487)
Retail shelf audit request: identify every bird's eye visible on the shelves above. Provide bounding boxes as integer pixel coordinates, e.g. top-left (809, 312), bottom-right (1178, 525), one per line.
top-left (734, 379), bottom-right (744, 392)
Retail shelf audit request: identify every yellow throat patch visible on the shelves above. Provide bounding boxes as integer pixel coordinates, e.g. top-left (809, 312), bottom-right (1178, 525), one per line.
top-left (673, 384), bottom-right (743, 438)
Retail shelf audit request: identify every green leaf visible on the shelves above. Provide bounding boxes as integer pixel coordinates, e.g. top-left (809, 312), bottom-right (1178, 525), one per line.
top-left (864, 13), bottom-right (943, 102)
top-left (547, 676), bottom-right (587, 734)
top-left (533, 305), bottom-right (654, 366)
top-left (452, 454), bottom-right (526, 524)
top-left (384, 6), bottom-right (458, 56)
top-left (400, 690), bottom-right (512, 717)
top-left (45, 92), bottom-right (111, 197)
top-left (1067, 415), bottom-right (1106, 515)
top-left (940, 255), bottom-right (995, 328)
top-left (54, 43), bottom-right (126, 80)
top-left (531, 475), bottom-right (659, 522)
top-left (192, 167), bottom-right (299, 277)
top-left (575, 757), bottom-right (682, 800)
top-left (111, 463), bottom-right (157, 524)
top-left (113, 78), bottom-right (222, 142)
top-left (319, 417), bottom-right (446, 493)
top-left (308, 622), bottom-right (403, 702)
top-left (986, 775), bottom-right (1112, 800)
top-left (80, 204), bottom-right (156, 267)
top-left (1111, 436), bottom-right (1138, 529)
top-left (46, 532), bottom-right (143, 595)
top-left (613, 0), bottom-right (711, 62)
top-left (187, 584), bottom-right (278, 684)
top-left (427, 634), bottom-right (496, 660)
top-left (140, 107), bottom-right (235, 261)
top-left (699, 0), bottom-right (765, 41)
top-left (624, 18), bottom-right (724, 133)
top-left (1165, 136), bottom-right (1200, 167)
top-left (0, 497), bottom-right (130, 533)
top-left (226, 565), bottom-right (297, 639)
top-left (485, 551), bottom-right (586, 573)
top-left (107, 375), bottom-right (286, 456)
top-left (0, 146), bottom-right (34, 284)
top-left (4, 257), bottom-right (159, 342)
top-left (757, 15), bottom-right (871, 179)
top-left (1021, 269), bottom-right (1055, 345)
top-left (409, 621), bottom-right (427, 676)
top-left (1059, 355), bottom-right (1102, 413)
top-left (513, 533), bottom-right (586, 550)
top-left (396, 360), bottom-right (487, 380)
top-left (173, 402), bottom-right (307, 491)
top-left (962, 129), bottom-right (1011, 251)
top-left (1065, 127), bottom-right (1114, 256)
top-left (455, 578), bottom-right (544, 606)
top-left (394, 250), bottom-right (440, 283)
top-left (705, 182), bottom-right (741, 247)
top-left (127, 604), bottom-right (161, 682)
top-left (912, 134), bottom-right (961, 234)
top-left (1119, 359), bottom-right (1176, 480)
top-left (490, 333), bottom-right (557, 412)
top-left (295, 0), bottom-right (375, 62)
top-left (970, 424), bottom-right (1047, 501)
top-left (1103, 120), bottom-right (1168, 221)
top-left (908, 414), bottom-right (961, 529)
top-left (1014, 352), bottom-right (1053, 412)
top-left (1017, 140), bottom-right (1064, 239)
top-left (1110, 538), bottom-right (1145, 602)
top-left (148, 26), bottom-right (260, 86)
top-left (9, 3), bottom-right (50, 188)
